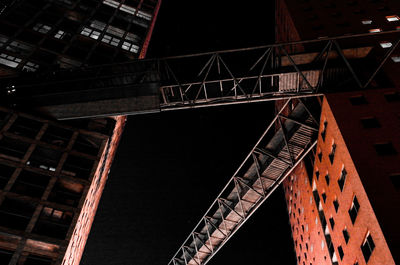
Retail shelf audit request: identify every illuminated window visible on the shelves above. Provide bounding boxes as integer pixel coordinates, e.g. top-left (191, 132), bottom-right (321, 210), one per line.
top-left (33, 23), bottom-right (52, 34)
top-left (122, 41), bottom-right (139, 53)
top-left (369, 28), bottom-right (382, 33)
top-left (361, 233), bottom-right (375, 263)
top-left (361, 19), bottom-right (372, 25)
top-left (54, 30), bottom-right (66, 39)
top-left (0, 53), bottom-right (21, 68)
top-left (380, 41), bottom-right (393, 48)
top-left (81, 27), bottom-right (101, 40)
top-left (101, 34), bottom-right (120, 46)
top-left (22, 61), bottom-right (39, 72)
top-left (386, 15), bottom-right (400, 22)
top-left (391, 56), bottom-right (400, 62)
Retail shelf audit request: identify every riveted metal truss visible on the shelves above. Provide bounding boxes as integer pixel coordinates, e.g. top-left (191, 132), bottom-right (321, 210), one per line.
top-left (167, 97), bottom-right (320, 265)
top-left (1, 31), bottom-right (399, 119)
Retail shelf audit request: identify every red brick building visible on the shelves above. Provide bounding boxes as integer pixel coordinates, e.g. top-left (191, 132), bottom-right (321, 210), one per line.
top-left (277, 1), bottom-right (400, 264)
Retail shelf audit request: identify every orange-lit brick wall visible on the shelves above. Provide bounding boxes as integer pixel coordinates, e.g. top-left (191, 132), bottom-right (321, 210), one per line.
top-left (284, 94), bottom-right (398, 265)
top-left (60, 116), bottom-right (126, 265)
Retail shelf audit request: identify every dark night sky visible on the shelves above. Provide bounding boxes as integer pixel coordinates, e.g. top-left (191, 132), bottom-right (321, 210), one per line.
top-left (81, 1), bottom-right (297, 265)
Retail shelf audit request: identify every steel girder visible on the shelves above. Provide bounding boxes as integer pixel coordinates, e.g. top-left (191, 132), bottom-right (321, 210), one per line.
top-left (167, 97), bottom-right (320, 265)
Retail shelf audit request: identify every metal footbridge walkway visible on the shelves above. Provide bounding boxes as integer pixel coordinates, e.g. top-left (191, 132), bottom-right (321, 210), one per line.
top-left (1, 31), bottom-right (398, 119)
top-left (0, 31), bottom-right (399, 265)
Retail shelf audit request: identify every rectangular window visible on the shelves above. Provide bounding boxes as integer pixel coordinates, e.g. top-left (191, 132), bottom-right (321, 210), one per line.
top-left (374, 142), bottom-right (397, 156)
top-left (361, 233), bottom-right (375, 263)
top-left (349, 95), bottom-right (367, 105)
top-left (369, 28), bottom-right (382, 33)
top-left (0, 53), bottom-right (21, 68)
top-left (329, 143), bottom-right (336, 164)
top-left (322, 192), bottom-right (327, 203)
top-left (338, 168), bottom-right (347, 192)
top-left (392, 56), bottom-right (400, 63)
top-left (321, 120), bottom-right (327, 141)
top-left (318, 151), bottom-right (322, 162)
top-left (349, 196), bottom-right (360, 224)
top-left (384, 91), bottom-right (400, 102)
top-left (389, 173), bottom-right (400, 190)
top-left (361, 117), bottom-right (380, 128)
top-left (333, 199), bottom-right (339, 212)
top-left (338, 246), bottom-right (344, 260)
top-left (329, 217), bottom-right (335, 230)
top-left (325, 174), bottom-right (330, 186)
top-left (54, 30), bottom-right (65, 39)
top-left (33, 23), bottom-right (52, 34)
top-left (380, 41), bottom-right (393, 48)
top-left (343, 228), bottom-right (350, 244)
top-left (361, 19), bottom-right (372, 24)
top-left (315, 170), bottom-right (320, 180)
top-left (386, 15), bottom-right (400, 22)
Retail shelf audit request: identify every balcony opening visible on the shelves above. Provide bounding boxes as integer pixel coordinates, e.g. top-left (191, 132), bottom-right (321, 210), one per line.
top-left (11, 170), bottom-right (50, 198)
top-left (0, 163), bottom-right (15, 189)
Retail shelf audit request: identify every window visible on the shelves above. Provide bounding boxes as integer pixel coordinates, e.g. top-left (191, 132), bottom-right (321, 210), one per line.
top-left (374, 142), bottom-right (397, 156)
top-left (361, 233), bottom-right (375, 263)
top-left (361, 19), bottom-right (373, 24)
top-left (386, 15), bottom-right (400, 22)
top-left (322, 192), bottom-right (327, 203)
top-left (81, 27), bottom-right (101, 39)
top-left (321, 120), bottom-right (327, 141)
top-left (361, 117), bottom-right (380, 128)
top-left (329, 143), bottom-right (336, 164)
top-left (333, 198), bottom-right (339, 212)
top-left (389, 173), bottom-right (400, 190)
top-left (337, 246), bottom-right (344, 260)
top-left (338, 168), bottom-right (347, 191)
top-left (384, 91), bottom-right (400, 102)
top-left (369, 28), bottom-right (382, 33)
top-left (318, 151), bottom-right (322, 162)
top-left (315, 170), bottom-right (320, 180)
top-left (33, 23), bottom-right (52, 34)
top-left (122, 41), bottom-right (139, 53)
top-left (0, 53), bottom-right (21, 68)
top-left (329, 217), bottom-right (335, 230)
top-left (54, 30), bottom-right (66, 39)
top-left (325, 174), bottom-right (330, 186)
top-left (343, 228), bottom-right (350, 243)
top-left (22, 62), bottom-right (39, 72)
top-left (392, 56), bottom-right (400, 62)
top-left (101, 34), bottom-right (120, 46)
top-left (349, 196), bottom-right (360, 224)
top-left (380, 41), bottom-right (393, 48)
top-left (349, 95), bottom-right (367, 105)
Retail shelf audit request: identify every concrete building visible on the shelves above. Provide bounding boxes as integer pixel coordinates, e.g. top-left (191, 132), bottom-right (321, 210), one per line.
top-left (0, 0), bottom-right (161, 264)
top-left (277, 0), bottom-right (400, 264)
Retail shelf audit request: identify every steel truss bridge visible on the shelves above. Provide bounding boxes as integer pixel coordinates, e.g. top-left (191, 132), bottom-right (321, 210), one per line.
top-left (1, 30), bottom-right (399, 265)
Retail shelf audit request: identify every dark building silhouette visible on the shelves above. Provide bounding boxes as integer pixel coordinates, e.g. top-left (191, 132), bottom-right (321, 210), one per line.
top-left (0, 0), bottom-right (161, 264)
